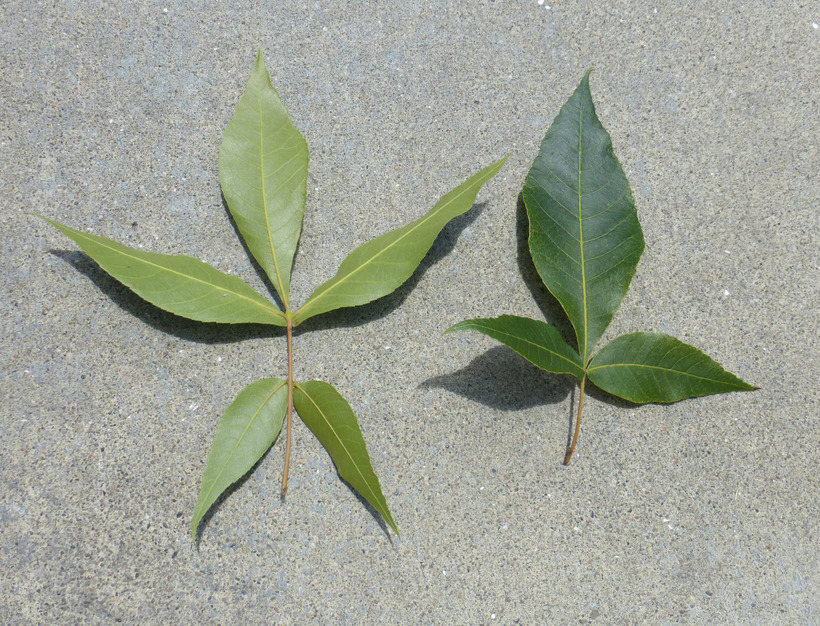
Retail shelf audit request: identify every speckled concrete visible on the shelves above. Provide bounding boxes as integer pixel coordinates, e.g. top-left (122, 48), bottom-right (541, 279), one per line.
top-left (1, 1), bottom-right (817, 623)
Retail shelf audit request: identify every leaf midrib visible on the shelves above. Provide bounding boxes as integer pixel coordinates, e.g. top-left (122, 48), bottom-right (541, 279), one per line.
top-left (577, 97), bottom-right (589, 363)
top-left (67, 225), bottom-right (285, 320)
top-left (588, 361), bottom-right (746, 387)
top-left (295, 383), bottom-right (384, 515)
top-left (198, 381), bottom-right (287, 512)
top-left (258, 84), bottom-right (288, 307)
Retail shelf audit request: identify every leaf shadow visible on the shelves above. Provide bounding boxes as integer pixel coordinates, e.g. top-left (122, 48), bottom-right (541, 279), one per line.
top-left (515, 192), bottom-right (576, 350)
top-left (421, 345), bottom-right (574, 410)
top-left (293, 202), bottom-right (487, 335)
top-left (51, 250), bottom-right (283, 344)
top-left (336, 479), bottom-right (394, 541)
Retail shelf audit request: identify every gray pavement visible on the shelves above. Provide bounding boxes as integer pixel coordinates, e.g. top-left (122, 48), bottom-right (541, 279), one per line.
top-left (1, 1), bottom-right (818, 623)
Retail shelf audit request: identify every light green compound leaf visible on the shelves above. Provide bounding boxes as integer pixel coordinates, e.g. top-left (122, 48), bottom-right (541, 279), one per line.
top-left (588, 332), bottom-right (757, 404)
top-left (293, 381), bottom-right (398, 535)
top-left (220, 47), bottom-right (309, 307)
top-left (293, 156), bottom-right (509, 325)
top-left (39, 216), bottom-right (286, 325)
top-left (445, 315), bottom-right (585, 380)
top-left (191, 378), bottom-right (289, 540)
top-left (523, 70), bottom-right (644, 364)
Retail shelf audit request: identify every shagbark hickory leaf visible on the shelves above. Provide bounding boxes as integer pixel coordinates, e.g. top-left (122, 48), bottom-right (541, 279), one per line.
top-left (448, 70), bottom-right (756, 465)
top-left (38, 47), bottom-right (507, 541)
top-left (294, 156), bottom-right (509, 325)
top-left (38, 216), bottom-right (286, 325)
top-left (220, 47), bottom-right (309, 307)
top-left (191, 378), bottom-right (288, 540)
top-left (293, 381), bottom-right (399, 535)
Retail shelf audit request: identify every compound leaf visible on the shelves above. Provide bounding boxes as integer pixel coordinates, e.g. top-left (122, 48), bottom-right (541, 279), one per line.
top-left (293, 380), bottom-right (398, 535)
top-left (39, 216), bottom-right (286, 325)
top-left (293, 156), bottom-right (509, 325)
top-left (220, 47), bottom-right (309, 307)
top-left (588, 332), bottom-right (757, 404)
top-left (449, 70), bottom-right (756, 464)
top-left (445, 315), bottom-right (584, 380)
top-left (191, 378), bottom-right (289, 540)
top-left (39, 46), bottom-right (520, 541)
top-left (523, 70), bottom-right (644, 363)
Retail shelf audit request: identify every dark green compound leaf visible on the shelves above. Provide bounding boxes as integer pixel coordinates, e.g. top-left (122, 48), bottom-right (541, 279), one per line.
top-left (293, 381), bottom-right (398, 535)
top-left (445, 315), bottom-right (585, 380)
top-left (523, 69), bottom-right (644, 364)
top-left (191, 378), bottom-right (289, 540)
top-left (588, 332), bottom-right (757, 404)
top-left (448, 70), bottom-right (756, 464)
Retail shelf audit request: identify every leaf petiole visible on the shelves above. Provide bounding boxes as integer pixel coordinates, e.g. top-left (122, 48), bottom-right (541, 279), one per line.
top-left (564, 375), bottom-right (586, 465)
top-left (282, 314), bottom-right (295, 495)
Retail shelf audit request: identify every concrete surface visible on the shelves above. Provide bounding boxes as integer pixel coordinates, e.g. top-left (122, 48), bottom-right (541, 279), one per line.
top-left (1, 1), bottom-right (817, 623)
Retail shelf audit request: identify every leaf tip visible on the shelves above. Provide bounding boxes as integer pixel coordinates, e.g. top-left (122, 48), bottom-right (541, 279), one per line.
top-left (442, 321), bottom-right (464, 335)
top-left (252, 46), bottom-right (270, 80)
top-left (580, 67), bottom-right (595, 89)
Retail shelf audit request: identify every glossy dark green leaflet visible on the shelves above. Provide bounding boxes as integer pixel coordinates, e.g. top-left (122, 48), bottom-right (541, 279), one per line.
top-left (445, 315), bottom-right (584, 380)
top-left (523, 69), bottom-right (644, 364)
top-left (588, 332), bottom-right (756, 404)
